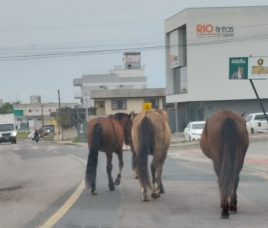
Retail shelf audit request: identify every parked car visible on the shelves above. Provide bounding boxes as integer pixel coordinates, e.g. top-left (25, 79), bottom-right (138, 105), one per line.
top-left (184, 121), bottom-right (206, 141)
top-left (245, 113), bottom-right (268, 134)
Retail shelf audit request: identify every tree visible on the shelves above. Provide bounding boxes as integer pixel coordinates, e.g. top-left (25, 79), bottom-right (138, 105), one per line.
top-left (0, 103), bottom-right (14, 114)
top-left (57, 107), bottom-right (71, 127)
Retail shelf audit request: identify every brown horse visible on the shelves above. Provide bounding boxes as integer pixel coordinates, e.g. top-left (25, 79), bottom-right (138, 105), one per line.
top-left (85, 113), bottom-right (132, 195)
top-left (131, 110), bottom-right (171, 201)
top-left (200, 110), bottom-right (249, 219)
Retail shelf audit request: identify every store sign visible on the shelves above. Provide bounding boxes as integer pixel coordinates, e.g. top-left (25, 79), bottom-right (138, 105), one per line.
top-left (124, 54), bottom-right (140, 63)
top-left (248, 57), bottom-right (268, 79)
top-left (197, 24), bottom-right (234, 38)
top-left (229, 57), bottom-right (248, 80)
top-left (229, 57), bottom-right (268, 80)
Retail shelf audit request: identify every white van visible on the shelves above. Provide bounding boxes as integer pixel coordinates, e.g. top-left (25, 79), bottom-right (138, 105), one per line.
top-left (0, 114), bottom-right (17, 144)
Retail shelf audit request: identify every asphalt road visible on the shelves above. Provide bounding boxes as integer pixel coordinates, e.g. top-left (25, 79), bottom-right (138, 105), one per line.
top-left (1, 138), bottom-right (268, 228)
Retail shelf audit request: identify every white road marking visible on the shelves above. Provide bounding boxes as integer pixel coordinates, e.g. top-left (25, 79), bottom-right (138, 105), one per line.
top-left (46, 149), bottom-right (52, 151)
top-left (13, 147), bottom-right (20, 151)
top-left (53, 151), bottom-right (58, 153)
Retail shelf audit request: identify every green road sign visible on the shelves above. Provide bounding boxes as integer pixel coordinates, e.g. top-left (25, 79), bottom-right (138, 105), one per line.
top-left (12, 110), bottom-right (24, 116)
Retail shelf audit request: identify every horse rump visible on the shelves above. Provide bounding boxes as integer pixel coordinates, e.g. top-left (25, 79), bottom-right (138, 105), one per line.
top-left (86, 123), bottom-right (102, 189)
top-left (137, 116), bottom-right (155, 190)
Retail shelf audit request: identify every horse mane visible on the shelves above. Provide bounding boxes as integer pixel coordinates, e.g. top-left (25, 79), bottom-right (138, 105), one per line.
top-left (113, 112), bottom-right (129, 121)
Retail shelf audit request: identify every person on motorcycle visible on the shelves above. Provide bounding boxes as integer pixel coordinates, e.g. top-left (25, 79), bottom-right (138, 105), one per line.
top-left (33, 130), bottom-right (39, 140)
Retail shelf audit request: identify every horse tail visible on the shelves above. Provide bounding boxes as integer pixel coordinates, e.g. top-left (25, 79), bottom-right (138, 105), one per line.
top-left (85, 123), bottom-right (102, 188)
top-left (219, 118), bottom-right (237, 199)
top-left (137, 116), bottom-right (155, 190)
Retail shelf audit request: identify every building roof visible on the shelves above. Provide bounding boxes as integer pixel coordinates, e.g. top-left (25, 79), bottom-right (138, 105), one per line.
top-left (165, 6), bottom-right (268, 21)
top-left (90, 88), bottom-right (166, 99)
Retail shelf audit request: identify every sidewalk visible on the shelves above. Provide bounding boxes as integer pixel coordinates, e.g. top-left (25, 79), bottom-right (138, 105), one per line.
top-left (52, 132), bottom-right (268, 149)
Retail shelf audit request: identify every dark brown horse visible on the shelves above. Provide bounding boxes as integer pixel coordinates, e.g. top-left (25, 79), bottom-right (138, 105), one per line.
top-left (85, 113), bottom-right (132, 195)
top-left (131, 110), bottom-right (171, 201)
top-left (200, 110), bottom-right (249, 218)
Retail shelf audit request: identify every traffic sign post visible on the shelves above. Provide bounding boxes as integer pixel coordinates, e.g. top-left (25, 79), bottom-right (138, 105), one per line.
top-left (143, 102), bottom-right (152, 111)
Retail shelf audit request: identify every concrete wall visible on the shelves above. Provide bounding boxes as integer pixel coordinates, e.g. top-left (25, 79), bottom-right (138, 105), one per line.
top-left (62, 127), bottom-right (77, 140)
top-left (203, 99), bottom-right (268, 120)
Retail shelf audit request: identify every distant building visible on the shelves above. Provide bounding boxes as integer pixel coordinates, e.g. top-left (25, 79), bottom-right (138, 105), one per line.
top-left (74, 52), bottom-right (147, 108)
top-left (13, 96), bottom-right (79, 130)
top-left (90, 88), bottom-right (166, 116)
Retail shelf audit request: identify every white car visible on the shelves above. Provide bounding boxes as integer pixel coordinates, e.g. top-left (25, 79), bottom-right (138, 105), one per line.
top-left (184, 121), bottom-right (206, 141)
top-left (245, 113), bottom-right (268, 134)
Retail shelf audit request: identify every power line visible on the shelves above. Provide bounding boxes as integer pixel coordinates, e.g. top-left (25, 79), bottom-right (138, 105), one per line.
top-left (1, 32), bottom-right (268, 61)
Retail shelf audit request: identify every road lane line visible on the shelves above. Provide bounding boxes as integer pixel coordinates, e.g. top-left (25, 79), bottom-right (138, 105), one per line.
top-left (37, 154), bottom-right (86, 228)
top-left (46, 149), bottom-right (52, 151)
top-left (53, 151), bottom-right (58, 153)
top-left (13, 147), bottom-right (20, 151)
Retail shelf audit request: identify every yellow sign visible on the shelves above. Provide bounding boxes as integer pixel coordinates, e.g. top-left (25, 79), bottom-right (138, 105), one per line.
top-left (52, 120), bottom-right (57, 126)
top-left (143, 102), bottom-right (152, 111)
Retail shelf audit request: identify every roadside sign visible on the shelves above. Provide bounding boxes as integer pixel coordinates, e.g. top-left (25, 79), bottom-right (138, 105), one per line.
top-left (143, 102), bottom-right (152, 111)
top-left (52, 120), bottom-right (57, 126)
top-left (248, 57), bottom-right (268, 80)
top-left (229, 57), bottom-right (268, 80)
top-left (12, 110), bottom-right (24, 116)
top-left (229, 57), bottom-right (248, 80)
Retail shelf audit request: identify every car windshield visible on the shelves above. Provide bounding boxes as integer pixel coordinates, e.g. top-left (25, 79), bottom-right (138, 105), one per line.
top-left (0, 124), bottom-right (14, 131)
top-left (245, 115), bottom-right (253, 122)
top-left (192, 123), bottom-right (205, 129)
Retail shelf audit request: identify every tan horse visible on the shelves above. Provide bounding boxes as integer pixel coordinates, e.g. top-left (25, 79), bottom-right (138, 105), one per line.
top-left (200, 110), bottom-right (249, 219)
top-left (131, 110), bottom-right (171, 201)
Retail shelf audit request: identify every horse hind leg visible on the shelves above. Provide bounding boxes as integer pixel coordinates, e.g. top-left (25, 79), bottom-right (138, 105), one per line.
top-left (230, 175), bottom-right (239, 213)
top-left (157, 153), bottom-right (167, 194)
top-left (150, 160), bottom-right (159, 199)
top-left (114, 150), bottom-right (124, 186)
top-left (132, 151), bottom-right (138, 179)
top-left (106, 152), bottom-right (115, 191)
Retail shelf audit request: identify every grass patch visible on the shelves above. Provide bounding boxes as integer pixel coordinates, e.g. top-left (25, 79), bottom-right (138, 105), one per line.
top-left (72, 137), bottom-right (78, 143)
top-left (17, 132), bottom-right (28, 138)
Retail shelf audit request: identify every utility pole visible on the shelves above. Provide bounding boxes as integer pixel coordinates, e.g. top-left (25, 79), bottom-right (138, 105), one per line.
top-left (57, 90), bottom-right (61, 140)
top-left (85, 93), bottom-right (89, 123)
top-left (41, 103), bottom-right (44, 128)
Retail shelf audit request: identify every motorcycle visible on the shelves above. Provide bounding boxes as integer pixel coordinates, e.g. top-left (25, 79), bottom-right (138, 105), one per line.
top-left (32, 134), bottom-right (40, 143)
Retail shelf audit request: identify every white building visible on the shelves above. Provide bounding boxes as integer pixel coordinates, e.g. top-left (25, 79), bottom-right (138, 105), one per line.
top-left (165, 6), bottom-right (268, 131)
top-left (74, 52), bottom-right (147, 108)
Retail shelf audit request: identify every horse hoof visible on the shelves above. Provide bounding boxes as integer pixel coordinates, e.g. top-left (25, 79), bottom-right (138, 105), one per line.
top-left (230, 205), bottom-right (237, 213)
top-left (159, 188), bottom-right (165, 194)
top-left (221, 209), bottom-right (229, 219)
top-left (91, 190), bottom-right (97, 195)
top-left (114, 178), bottom-right (120, 186)
top-left (151, 192), bottom-right (160, 199)
top-left (142, 193), bottom-right (149, 201)
top-left (109, 184), bottom-right (115, 191)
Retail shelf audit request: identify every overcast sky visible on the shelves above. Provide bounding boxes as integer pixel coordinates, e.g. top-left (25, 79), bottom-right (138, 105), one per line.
top-left (0, 0), bottom-right (267, 104)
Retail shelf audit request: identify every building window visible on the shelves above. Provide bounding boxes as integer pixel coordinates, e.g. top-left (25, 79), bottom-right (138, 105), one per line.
top-left (120, 85), bottom-right (123, 88)
top-left (174, 67), bottom-right (187, 94)
top-left (36, 109), bottom-right (39, 112)
top-left (28, 109), bottom-right (32, 112)
top-left (112, 100), bottom-right (126, 110)
top-left (144, 99), bottom-right (159, 109)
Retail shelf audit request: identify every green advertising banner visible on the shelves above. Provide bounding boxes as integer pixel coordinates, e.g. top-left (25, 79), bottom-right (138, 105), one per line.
top-left (229, 57), bottom-right (248, 80)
